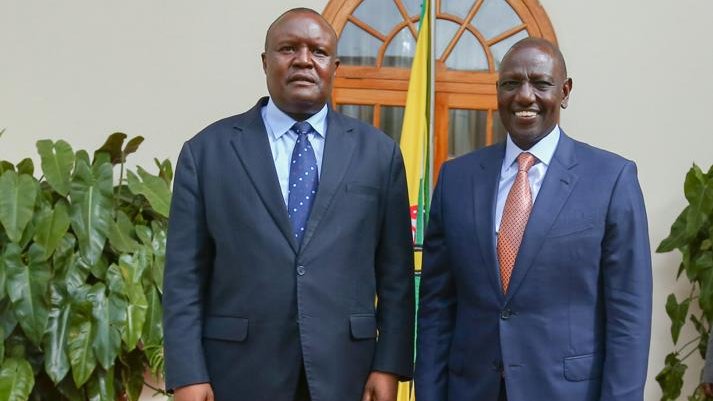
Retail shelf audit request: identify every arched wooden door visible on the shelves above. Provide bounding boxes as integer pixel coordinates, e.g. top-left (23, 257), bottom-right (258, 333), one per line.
top-left (323, 0), bottom-right (557, 178)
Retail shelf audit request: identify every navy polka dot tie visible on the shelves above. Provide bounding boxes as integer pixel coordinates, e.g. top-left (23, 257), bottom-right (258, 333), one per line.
top-left (288, 121), bottom-right (319, 245)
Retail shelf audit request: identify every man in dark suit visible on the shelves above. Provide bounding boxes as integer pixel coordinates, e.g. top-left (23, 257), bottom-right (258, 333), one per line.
top-left (163, 8), bottom-right (414, 401)
top-left (415, 38), bottom-right (652, 401)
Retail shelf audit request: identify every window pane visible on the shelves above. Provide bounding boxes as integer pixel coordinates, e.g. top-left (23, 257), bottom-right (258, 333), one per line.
top-left (435, 19), bottom-right (460, 60)
top-left (354, 0), bottom-right (404, 37)
top-left (338, 22), bottom-right (382, 66)
top-left (441, 0), bottom-right (473, 20)
top-left (492, 111), bottom-right (508, 144)
top-left (472, 0), bottom-right (522, 40)
top-left (449, 109), bottom-right (488, 157)
top-left (337, 104), bottom-right (374, 125)
top-left (490, 30), bottom-right (529, 68)
top-left (380, 106), bottom-right (405, 143)
top-left (383, 26), bottom-right (416, 67)
top-left (445, 29), bottom-right (488, 71)
top-left (400, 0), bottom-right (423, 18)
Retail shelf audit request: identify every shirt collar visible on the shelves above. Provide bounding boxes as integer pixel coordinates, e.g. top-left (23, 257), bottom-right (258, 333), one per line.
top-left (503, 125), bottom-right (561, 172)
top-left (264, 97), bottom-right (328, 141)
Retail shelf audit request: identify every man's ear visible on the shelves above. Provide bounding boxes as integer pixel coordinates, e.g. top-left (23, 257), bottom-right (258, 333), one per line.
top-left (561, 77), bottom-right (573, 109)
top-left (261, 52), bottom-right (267, 73)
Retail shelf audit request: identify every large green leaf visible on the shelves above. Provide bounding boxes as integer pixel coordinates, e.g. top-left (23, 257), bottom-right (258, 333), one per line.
top-left (36, 139), bottom-right (75, 196)
top-left (0, 162), bottom-right (14, 175)
top-left (122, 136), bottom-right (144, 161)
top-left (684, 164), bottom-right (713, 237)
top-left (118, 254), bottom-right (147, 350)
top-left (656, 352), bottom-right (686, 401)
top-left (106, 211), bottom-right (140, 254)
top-left (665, 294), bottom-right (690, 344)
top-left (67, 289), bottom-right (96, 387)
top-left (88, 283), bottom-right (121, 370)
top-left (0, 357), bottom-right (34, 401)
top-left (120, 350), bottom-right (145, 401)
top-left (86, 366), bottom-right (115, 401)
top-left (0, 171), bottom-right (39, 242)
top-left (44, 284), bottom-right (72, 384)
top-left (4, 244), bottom-right (51, 347)
top-left (70, 159), bottom-right (112, 265)
top-left (0, 257), bottom-right (5, 302)
top-left (57, 376), bottom-right (84, 401)
top-left (0, 327), bottom-right (4, 365)
top-left (658, 207), bottom-right (690, 253)
top-left (150, 221), bottom-right (167, 293)
top-left (94, 133), bottom-right (127, 165)
top-left (154, 158), bottom-right (173, 185)
top-left (33, 200), bottom-right (71, 260)
top-left (126, 167), bottom-right (171, 218)
top-left (143, 285), bottom-right (163, 348)
top-left (0, 299), bottom-right (17, 341)
top-left (15, 159), bottom-right (34, 177)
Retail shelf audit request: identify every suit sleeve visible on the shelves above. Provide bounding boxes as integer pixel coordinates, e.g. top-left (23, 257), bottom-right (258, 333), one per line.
top-left (163, 142), bottom-right (214, 391)
top-left (371, 143), bottom-right (416, 380)
top-left (415, 165), bottom-right (457, 401)
top-left (600, 161), bottom-right (652, 401)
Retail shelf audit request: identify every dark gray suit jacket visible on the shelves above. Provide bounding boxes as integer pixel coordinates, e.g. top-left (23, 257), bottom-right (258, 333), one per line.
top-left (163, 98), bottom-right (415, 401)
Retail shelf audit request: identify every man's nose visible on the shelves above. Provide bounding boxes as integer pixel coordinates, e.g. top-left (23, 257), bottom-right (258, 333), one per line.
top-left (293, 47), bottom-right (313, 66)
top-left (514, 82), bottom-right (535, 104)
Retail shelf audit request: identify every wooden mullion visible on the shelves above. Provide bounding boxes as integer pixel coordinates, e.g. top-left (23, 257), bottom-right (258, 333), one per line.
top-left (347, 15), bottom-right (387, 42)
top-left (486, 24), bottom-right (528, 46)
top-left (440, 0), bottom-right (485, 62)
top-left (486, 109), bottom-right (494, 145)
top-left (374, 104), bottom-right (382, 128)
top-left (394, 0), bottom-right (418, 39)
top-left (376, 20), bottom-right (414, 67)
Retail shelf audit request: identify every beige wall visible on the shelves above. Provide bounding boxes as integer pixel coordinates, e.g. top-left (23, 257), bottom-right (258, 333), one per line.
top-left (2, 1), bottom-right (712, 400)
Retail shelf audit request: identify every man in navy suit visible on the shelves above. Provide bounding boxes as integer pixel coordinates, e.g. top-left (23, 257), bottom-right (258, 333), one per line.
top-left (163, 8), bottom-right (414, 401)
top-left (415, 38), bottom-right (652, 401)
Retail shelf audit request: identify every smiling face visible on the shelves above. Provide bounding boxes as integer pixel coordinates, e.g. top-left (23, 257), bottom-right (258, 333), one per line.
top-left (496, 39), bottom-right (572, 149)
top-left (261, 10), bottom-right (340, 121)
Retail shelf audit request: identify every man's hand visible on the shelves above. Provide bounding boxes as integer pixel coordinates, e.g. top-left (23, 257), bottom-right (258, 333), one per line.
top-left (361, 371), bottom-right (399, 401)
top-left (174, 383), bottom-right (214, 401)
top-left (702, 382), bottom-right (713, 398)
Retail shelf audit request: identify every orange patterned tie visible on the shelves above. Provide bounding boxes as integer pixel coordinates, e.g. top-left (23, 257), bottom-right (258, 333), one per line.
top-left (497, 152), bottom-right (537, 294)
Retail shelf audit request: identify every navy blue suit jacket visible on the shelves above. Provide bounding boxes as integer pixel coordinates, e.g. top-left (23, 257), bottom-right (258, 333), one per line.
top-left (163, 98), bottom-right (415, 401)
top-left (415, 132), bottom-right (652, 401)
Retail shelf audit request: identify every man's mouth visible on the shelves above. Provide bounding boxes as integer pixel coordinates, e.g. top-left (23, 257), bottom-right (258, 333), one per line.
top-left (289, 75), bottom-right (316, 84)
top-left (514, 110), bottom-right (538, 118)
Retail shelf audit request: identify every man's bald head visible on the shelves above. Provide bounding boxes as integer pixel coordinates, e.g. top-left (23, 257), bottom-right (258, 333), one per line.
top-left (500, 37), bottom-right (567, 80)
top-left (264, 8), bottom-right (338, 52)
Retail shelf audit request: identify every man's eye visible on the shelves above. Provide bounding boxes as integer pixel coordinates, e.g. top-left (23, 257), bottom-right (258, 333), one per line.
top-left (314, 49), bottom-right (327, 56)
top-left (499, 81), bottom-right (519, 89)
top-left (279, 46), bottom-right (295, 53)
top-left (534, 81), bottom-right (553, 89)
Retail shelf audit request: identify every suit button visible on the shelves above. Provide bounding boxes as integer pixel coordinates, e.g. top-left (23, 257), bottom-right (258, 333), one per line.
top-left (500, 309), bottom-right (513, 320)
top-left (296, 265), bottom-right (306, 276)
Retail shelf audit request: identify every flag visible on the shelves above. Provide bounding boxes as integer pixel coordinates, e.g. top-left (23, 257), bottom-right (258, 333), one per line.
top-left (397, 0), bottom-right (432, 400)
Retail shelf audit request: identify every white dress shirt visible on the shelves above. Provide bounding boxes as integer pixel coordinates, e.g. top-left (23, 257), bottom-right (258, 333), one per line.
top-left (495, 126), bottom-right (561, 233)
top-left (260, 98), bottom-right (327, 206)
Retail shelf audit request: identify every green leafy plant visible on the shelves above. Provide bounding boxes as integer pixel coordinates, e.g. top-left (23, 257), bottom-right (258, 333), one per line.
top-left (0, 132), bottom-right (171, 401)
top-left (656, 163), bottom-right (713, 401)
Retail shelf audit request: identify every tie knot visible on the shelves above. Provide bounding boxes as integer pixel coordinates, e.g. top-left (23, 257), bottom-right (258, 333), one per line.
top-left (516, 152), bottom-right (536, 172)
top-left (292, 121), bottom-right (313, 137)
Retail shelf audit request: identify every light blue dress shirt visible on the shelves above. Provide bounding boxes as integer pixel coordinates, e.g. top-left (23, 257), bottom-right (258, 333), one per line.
top-left (495, 126), bottom-right (561, 233)
top-left (260, 98), bottom-right (327, 206)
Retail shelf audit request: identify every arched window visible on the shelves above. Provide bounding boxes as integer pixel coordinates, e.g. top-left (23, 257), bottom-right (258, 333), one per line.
top-left (323, 0), bottom-right (556, 176)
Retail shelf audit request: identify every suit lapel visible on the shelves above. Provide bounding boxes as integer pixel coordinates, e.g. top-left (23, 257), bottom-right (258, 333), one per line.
top-left (473, 143), bottom-right (507, 302)
top-left (505, 132), bottom-right (579, 300)
top-left (230, 98), bottom-right (298, 253)
top-left (299, 109), bottom-right (356, 251)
